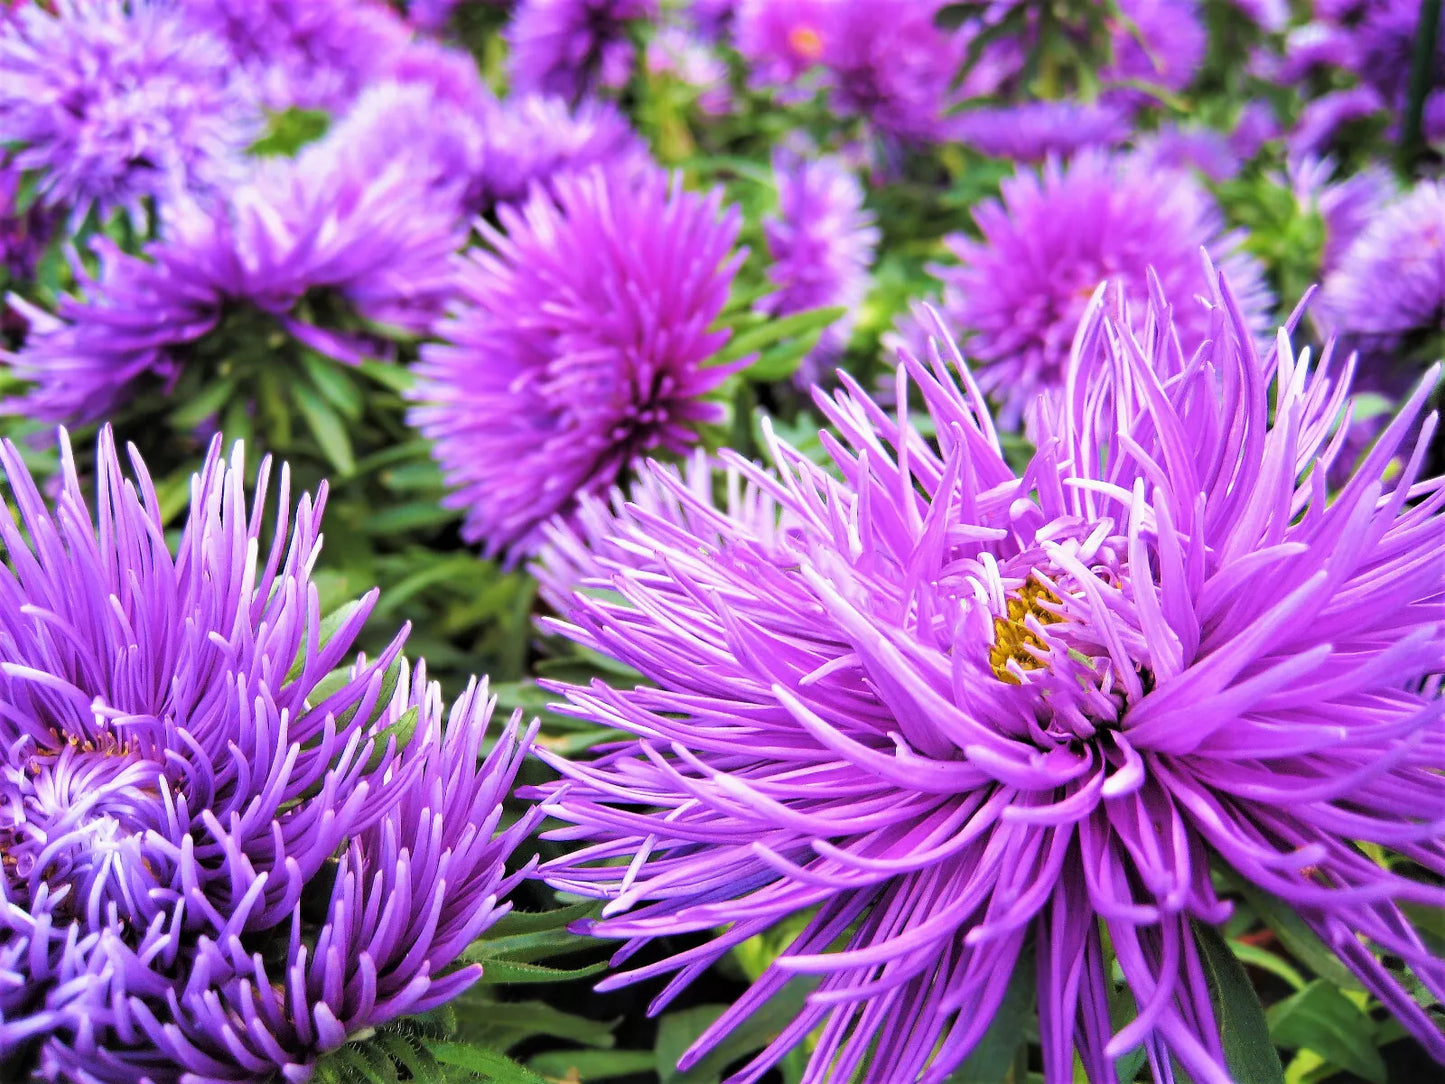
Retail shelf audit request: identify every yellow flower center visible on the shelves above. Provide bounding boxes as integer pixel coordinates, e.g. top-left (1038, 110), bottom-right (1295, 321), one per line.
top-left (788, 25), bottom-right (826, 62)
top-left (989, 579), bottom-right (1064, 684)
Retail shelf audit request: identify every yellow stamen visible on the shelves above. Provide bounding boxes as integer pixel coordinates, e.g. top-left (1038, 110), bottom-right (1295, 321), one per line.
top-left (788, 25), bottom-right (825, 62)
top-left (989, 579), bottom-right (1064, 684)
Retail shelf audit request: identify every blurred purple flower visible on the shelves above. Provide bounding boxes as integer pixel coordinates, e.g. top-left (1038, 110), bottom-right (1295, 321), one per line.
top-left (183, 0), bottom-right (413, 113)
top-left (1318, 180), bottom-right (1445, 366)
top-left (926, 150), bottom-right (1272, 428)
top-left (688, 0), bottom-right (737, 41)
top-left (507, 0), bottom-right (657, 102)
top-left (759, 147), bottom-right (878, 385)
top-left (532, 274), bottom-right (1445, 1082)
top-left (952, 101), bottom-right (1131, 162)
top-left (0, 429), bottom-right (538, 1080)
top-left (0, 0), bottom-right (260, 225)
top-left (1288, 85), bottom-right (1387, 158)
top-left (1102, 0), bottom-right (1207, 107)
top-left (1132, 124), bottom-right (1241, 181)
top-left (472, 93), bottom-right (652, 209)
top-left (409, 168), bottom-right (744, 560)
top-left (5, 140), bottom-right (463, 423)
top-left (1286, 155), bottom-right (1396, 275)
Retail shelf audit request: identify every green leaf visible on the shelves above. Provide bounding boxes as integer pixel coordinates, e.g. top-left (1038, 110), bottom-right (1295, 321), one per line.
top-left (945, 945), bottom-right (1035, 1083)
top-left (655, 979), bottom-right (815, 1084)
top-left (711, 306), bottom-right (846, 367)
top-left (465, 927), bottom-right (602, 966)
top-left (294, 381), bottom-right (356, 475)
top-left (428, 1042), bottom-right (550, 1083)
top-left (357, 356), bottom-right (416, 394)
top-left (169, 374), bottom-right (240, 430)
top-left (302, 351), bottom-right (365, 420)
top-left (1195, 921), bottom-right (1286, 1084)
top-left (478, 957), bottom-right (607, 985)
top-left (1227, 939), bottom-right (1307, 991)
top-left (485, 899), bottom-right (599, 937)
top-left (288, 597), bottom-right (368, 682)
top-left (1229, 881), bottom-right (1363, 992)
top-left (454, 1002), bottom-right (616, 1048)
top-left (250, 107), bottom-right (330, 157)
top-left (528, 1049), bottom-right (656, 1082)
top-left (1267, 981), bottom-right (1386, 1084)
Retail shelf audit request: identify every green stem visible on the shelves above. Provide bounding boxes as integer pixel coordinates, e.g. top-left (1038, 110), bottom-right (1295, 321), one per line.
top-left (1398, 0), bottom-right (1442, 174)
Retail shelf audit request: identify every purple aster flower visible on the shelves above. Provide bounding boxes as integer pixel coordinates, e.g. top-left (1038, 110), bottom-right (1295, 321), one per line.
top-left (927, 150), bottom-right (1272, 429)
top-left (1286, 155), bottom-right (1396, 275)
top-left (688, 0), bottom-right (737, 41)
top-left (737, 0), bottom-right (972, 144)
top-left (1229, 101), bottom-right (1282, 159)
top-left (952, 101), bottom-right (1131, 162)
top-left (472, 93), bottom-right (652, 210)
top-left (758, 146), bottom-right (878, 386)
top-left (182, 0), bottom-right (413, 113)
top-left (531, 272), bottom-right (1445, 1083)
top-left (1288, 85), bottom-right (1388, 158)
top-left (5, 141), bottom-right (463, 423)
top-left (1101, 0), bottom-right (1207, 106)
top-left (0, 429), bottom-right (539, 1080)
top-left (1318, 180), bottom-right (1445, 367)
top-left (506, 0), bottom-right (657, 102)
top-left (1227, 0), bottom-right (1289, 30)
top-left (1132, 124), bottom-right (1242, 182)
top-left (0, 0), bottom-right (260, 226)
top-left (408, 167), bottom-right (745, 561)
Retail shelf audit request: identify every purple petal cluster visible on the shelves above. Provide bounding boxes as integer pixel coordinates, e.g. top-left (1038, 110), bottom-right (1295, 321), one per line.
top-left (532, 274), bottom-right (1445, 1082)
top-left (0, 430), bottom-right (538, 1081)
top-left (736, 0), bottom-right (970, 144)
top-left (472, 93), bottom-right (652, 210)
top-left (1317, 180), bottom-right (1445, 370)
top-left (506, 0), bottom-right (658, 102)
top-left (5, 135), bottom-right (464, 423)
top-left (0, 165), bottom-right (56, 283)
top-left (182, 0), bottom-right (414, 113)
top-left (1286, 155), bottom-right (1396, 276)
top-left (759, 147), bottom-right (878, 385)
top-left (409, 167), bottom-right (744, 561)
top-left (1100, 0), bottom-right (1207, 107)
top-left (925, 150), bottom-right (1272, 428)
top-left (0, 0), bottom-right (261, 225)
top-left (952, 101), bottom-right (1131, 162)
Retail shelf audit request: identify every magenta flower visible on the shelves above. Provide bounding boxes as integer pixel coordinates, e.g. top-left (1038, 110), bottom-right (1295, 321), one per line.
top-left (928, 150), bottom-right (1272, 428)
top-left (409, 167), bottom-right (744, 560)
top-left (759, 146), bottom-right (878, 385)
top-left (0, 430), bottom-right (538, 1081)
top-left (5, 132), bottom-right (464, 423)
top-left (0, 0), bottom-right (260, 225)
top-left (506, 0), bottom-right (657, 102)
top-left (952, 101), bottom-right (1131, 162)
top-left (532, 272), bottom-right (1445, 1082)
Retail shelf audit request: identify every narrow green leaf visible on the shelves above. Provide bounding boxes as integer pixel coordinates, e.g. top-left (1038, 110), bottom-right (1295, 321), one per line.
top-left (656, 979), bottom-right (815, 1084)
top-left (1195, 921), bottom-right (1286, 1084)
top-left (357, 357), bottom-right (416, 393)
top-left (478, 957), bottom-right (607, 985)
top-left (301, 351), bottom-right (365, 420)
top-left (1228, 940), bottom-right (1306, 991)
top-left (169, 374), bottom-right (240, 429)
top-left (711, 306), bottom-right (846, 367)
top-left (288, 598), bottom-right (368, 682)
top-left (465, 926), bottom-right (601, 965)
top-left (1230, 882), bottom-right (1363, 992)
top-left (528, 1049), bottom-right (655, 1082)
top-left (294, 382), bottom-right (356, 476)
top-left (428, 1042), bottom-right (550, 1083)
top-left (474, 900), bottom-right (597, 941)
top-left (454, 1001), bottom-right (616, 1048)
top-left (1267, 981), bottom-right (1387, 1084)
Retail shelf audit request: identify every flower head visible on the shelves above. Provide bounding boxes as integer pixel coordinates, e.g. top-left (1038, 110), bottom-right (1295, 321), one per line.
top-left (1101, 0), bottom-right (1207, 107)
top-left (182, 0), bottom-right (413, 113)
top-left (759, 146), bottom-right (878, 385)
top-left (5, 136), bottom-right (463, 423)
top-left (533, 273), bottom-right (1445, 1083)
top-left (952, 101), bottom-right (1131, 162)
top-left (472, 93), bottom-right (652, 210)
top-left (1317, 180), bottom-right (1445, 380)
top-left (409, 167), bottom-right (744, 560)
top-left (506, 0), bottom-right (657, 102)
top-left (0, 430), bottom-right (538, 1080)
top-left (0, 0), bottom-right (260, 225)
top-left (929, 150), bottom-right (1272, 428)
